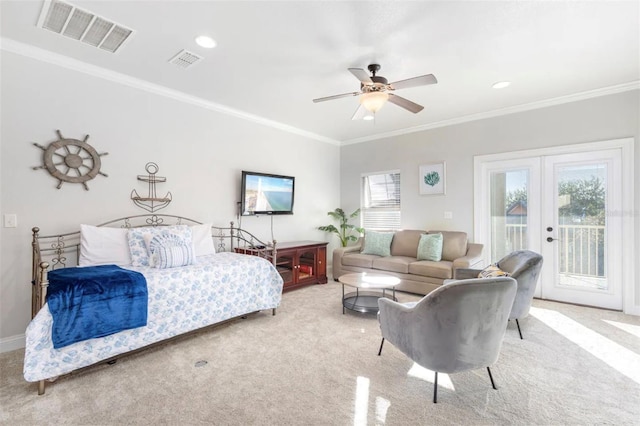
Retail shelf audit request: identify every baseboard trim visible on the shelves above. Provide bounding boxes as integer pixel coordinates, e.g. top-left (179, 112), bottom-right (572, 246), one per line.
top-left (0, 334), bottom-right (25, 353)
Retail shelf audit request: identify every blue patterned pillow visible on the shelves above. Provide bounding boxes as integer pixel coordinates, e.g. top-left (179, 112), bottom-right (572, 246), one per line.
top-left (417, 233), bottom-right (443, 261)
top-left (361, 230), bottom-right (394, 257)
top-left (127, 225), bottom-right (191, 267)
top-left (155, 240), bottom-right (195, 269)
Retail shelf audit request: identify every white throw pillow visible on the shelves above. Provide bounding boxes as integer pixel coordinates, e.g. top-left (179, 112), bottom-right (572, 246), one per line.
top-left (191, 223), bottom-right (216, 256)
top-left (149, 232), bottom-right (196, 269)
top-left (79, 224), bottom-right (132, 267)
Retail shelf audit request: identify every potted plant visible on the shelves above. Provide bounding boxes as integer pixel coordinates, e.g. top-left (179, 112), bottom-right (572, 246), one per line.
top-left (318, 208), bottom-right (364, 247)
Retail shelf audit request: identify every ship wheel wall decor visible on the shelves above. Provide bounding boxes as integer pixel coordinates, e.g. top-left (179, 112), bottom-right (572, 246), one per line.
top-left (33, 130), bottom-right (108, 190)
top-left (131, 162), bottom-right (172, 213)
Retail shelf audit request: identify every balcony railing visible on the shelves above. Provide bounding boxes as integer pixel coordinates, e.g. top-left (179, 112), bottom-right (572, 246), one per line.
top-left (501, 223), bottom-right (605, 277)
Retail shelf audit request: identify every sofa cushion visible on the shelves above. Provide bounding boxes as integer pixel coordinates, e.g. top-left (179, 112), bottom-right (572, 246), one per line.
top-left (361, 230), bottom-right (394, 257)
top-left (417, 233), bottom-right (443, 261)
top-left (372, 256), bottom-right (414, 274)
top-left (409, 260), bottom-right (454, 280)
top-left (390, 230), bottom-right (423, 257)
top-left (429, 230), bottom-right (468, 261)
top-left (342, 253), bottom-right (379, 268)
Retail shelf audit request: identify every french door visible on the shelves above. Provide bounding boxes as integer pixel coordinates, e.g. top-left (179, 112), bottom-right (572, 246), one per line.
top-left (475, 143), bottom-right (629, 310)
top-left (540, 150), bottom-right (622, 309)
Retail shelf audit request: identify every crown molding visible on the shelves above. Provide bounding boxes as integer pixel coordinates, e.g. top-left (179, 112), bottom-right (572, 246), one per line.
top-left (0, 38), bottom-right (341, 146)
top-left (2, 37), bottom-right (637, 147)
top-left (341, 81), bottom-right (640, 146)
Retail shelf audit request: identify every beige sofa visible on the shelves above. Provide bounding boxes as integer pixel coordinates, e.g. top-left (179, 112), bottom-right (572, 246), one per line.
top-left (332, 230), bottom-right (483, 295)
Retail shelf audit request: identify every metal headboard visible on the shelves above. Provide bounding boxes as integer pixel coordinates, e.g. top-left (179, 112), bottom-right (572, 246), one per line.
top-left (31, 214), bottom-right (276, 319)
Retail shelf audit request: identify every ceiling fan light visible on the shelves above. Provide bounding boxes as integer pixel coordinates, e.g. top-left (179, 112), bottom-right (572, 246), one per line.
top-left (360, 91), bottom-right (389, 113)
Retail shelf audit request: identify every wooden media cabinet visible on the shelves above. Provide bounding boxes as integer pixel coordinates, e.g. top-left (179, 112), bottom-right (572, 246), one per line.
top-left (235, 240), bottom-right (328, 291)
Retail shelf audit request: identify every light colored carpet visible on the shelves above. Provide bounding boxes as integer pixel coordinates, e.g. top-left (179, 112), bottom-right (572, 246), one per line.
top-left (1, 282), bottom-right (639, 425)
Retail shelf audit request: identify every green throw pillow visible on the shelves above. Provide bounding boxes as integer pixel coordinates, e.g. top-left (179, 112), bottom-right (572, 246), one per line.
top-left (417, 233), bottom-right (443, 261)
top-left (361, 231), bottom-right (394, 257)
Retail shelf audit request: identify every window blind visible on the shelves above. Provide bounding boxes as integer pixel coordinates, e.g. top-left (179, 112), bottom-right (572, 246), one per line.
top-left (362, 171), bottom-right (401, 230)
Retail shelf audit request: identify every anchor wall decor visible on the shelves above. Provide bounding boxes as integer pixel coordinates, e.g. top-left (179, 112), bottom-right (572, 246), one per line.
top-left (131, 162), bottom-right (172, 212)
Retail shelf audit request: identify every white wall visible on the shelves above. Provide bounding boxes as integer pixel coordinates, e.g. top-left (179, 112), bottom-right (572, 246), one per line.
top-left (0, 51), bottom-right (341, 348)
top-left (341, 90), bottom-right (640, 311)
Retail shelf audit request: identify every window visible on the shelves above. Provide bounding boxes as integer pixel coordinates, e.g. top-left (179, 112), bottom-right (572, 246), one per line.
top-left (361, 171), bottom-right (401, 230)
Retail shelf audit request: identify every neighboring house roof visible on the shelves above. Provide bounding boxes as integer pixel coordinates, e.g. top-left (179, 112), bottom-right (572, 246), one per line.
top-left (507, 201), bottom-right (527, 216)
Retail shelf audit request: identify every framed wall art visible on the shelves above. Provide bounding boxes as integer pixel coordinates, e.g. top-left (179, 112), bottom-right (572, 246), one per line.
top-left (419, 162), bottom-right (446, 195)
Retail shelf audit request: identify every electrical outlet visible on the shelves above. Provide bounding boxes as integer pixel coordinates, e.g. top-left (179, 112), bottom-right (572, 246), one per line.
top-left (3, 214), bottom-right (17, 228)
top-left (443, 211), bottom-right (453, 219)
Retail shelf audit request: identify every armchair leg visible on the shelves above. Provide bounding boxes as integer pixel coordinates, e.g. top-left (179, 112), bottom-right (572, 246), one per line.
top-left (377, 338), bottom-right (385, 356)
top-left (487, 367), bottom-right (497, 390)
top-left (433, 372), bottom-right (438, 403)
top-left (515, 319), bottom-right (523, 339)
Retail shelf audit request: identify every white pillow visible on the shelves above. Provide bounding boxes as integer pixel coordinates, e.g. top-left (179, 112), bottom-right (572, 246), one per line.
top-left (191, 223), bottom-right (216, 256)
top-left (79, 224), bottom-right (132, 267)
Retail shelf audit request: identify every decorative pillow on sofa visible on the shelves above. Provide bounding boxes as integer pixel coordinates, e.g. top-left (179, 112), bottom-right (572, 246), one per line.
top-left (478, 264), bottom-right (510, 278)
top-left (417, 233), bottom-right (443, 261)
top-left (361, 230), bottom-right (394, 257)
top-left (428, 230), bottom-right (467, 261)
top-left (148, 232), bottom-right (195, 269)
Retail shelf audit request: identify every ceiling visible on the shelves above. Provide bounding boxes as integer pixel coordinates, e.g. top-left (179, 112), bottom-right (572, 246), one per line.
top-left (1, 1), bottom-right (639, 145)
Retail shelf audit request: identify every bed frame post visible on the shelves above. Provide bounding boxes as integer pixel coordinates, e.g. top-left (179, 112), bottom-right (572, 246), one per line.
top-left (39, 262), bottom-right (50, 312)
top-left (36, 261), bottom-right (49, 396)
top-left (31, 230), bottom-right (50, 319)
top-left (271, 241), bottom-right (277, 267)
top-left (31, 227), bottom-right (40, 319)
top-left (229, 221), bottom-right (235, 251)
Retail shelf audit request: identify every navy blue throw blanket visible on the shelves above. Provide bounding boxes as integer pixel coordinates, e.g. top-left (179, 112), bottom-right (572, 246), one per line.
top-left (47, 265), bottom-right (148, 349)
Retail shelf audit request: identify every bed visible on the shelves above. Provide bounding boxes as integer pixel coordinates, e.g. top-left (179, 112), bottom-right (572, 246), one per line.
top-left (26, 214), bottom-right (283, 395)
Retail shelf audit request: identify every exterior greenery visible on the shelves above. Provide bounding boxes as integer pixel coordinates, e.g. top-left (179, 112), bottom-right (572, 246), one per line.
top-left (506, 177), bottom-right (605, 225)
top-left (318, 208), bottom-right (365, 247)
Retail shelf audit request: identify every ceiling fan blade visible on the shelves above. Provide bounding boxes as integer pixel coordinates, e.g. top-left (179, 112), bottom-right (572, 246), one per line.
top-left (389, 74), bottom-right (437, 90)
top-left (313, 91), bottom-right (361, 103)
top-left (348, 68), bottom-right (373, 84)
top-left (388, 94), bottom-right (424, 113)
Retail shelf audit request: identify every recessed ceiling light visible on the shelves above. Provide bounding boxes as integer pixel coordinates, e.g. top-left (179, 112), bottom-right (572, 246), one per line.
top-left (492, 81), bottom-right (511, 89)
top-left (195, 35), bottom-right (216, 49)
top-left (363, 114), bottom-right (374, 121)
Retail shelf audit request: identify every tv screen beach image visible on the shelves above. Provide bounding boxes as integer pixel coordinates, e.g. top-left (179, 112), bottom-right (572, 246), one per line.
top-left (244, 175), bottom-right (294, 213)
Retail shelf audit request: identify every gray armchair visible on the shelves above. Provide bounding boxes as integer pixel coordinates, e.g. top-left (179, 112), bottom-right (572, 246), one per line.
top-left (377, 277), bottom-right (517, 403)
top-left (454, 250), bottom-right (543, 339)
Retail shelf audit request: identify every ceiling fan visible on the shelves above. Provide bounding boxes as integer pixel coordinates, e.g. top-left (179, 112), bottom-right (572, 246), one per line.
top-left (313, 64), bottom-right (437, 120)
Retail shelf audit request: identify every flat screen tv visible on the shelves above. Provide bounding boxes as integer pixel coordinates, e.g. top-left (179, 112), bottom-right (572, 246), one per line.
top-left (241, 171), bottom-right (295, 216)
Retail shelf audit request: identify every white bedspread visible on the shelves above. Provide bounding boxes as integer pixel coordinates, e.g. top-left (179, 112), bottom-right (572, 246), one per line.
top-left (24, 252), bottom-right (283, 382)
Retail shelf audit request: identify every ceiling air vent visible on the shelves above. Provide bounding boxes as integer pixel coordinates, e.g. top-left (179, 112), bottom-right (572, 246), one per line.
top-left (37, 0), bottom-right (134, 53)
top-left (169, 50), bottom-right (203, 69)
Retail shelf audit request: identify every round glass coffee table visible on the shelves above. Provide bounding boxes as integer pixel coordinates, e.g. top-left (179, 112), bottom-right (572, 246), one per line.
top-left (339, 272), bottom-right (400, 314)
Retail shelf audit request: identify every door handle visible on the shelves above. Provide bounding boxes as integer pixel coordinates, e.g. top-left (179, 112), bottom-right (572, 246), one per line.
top-left (546, 237), bottom-right (558, 242)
